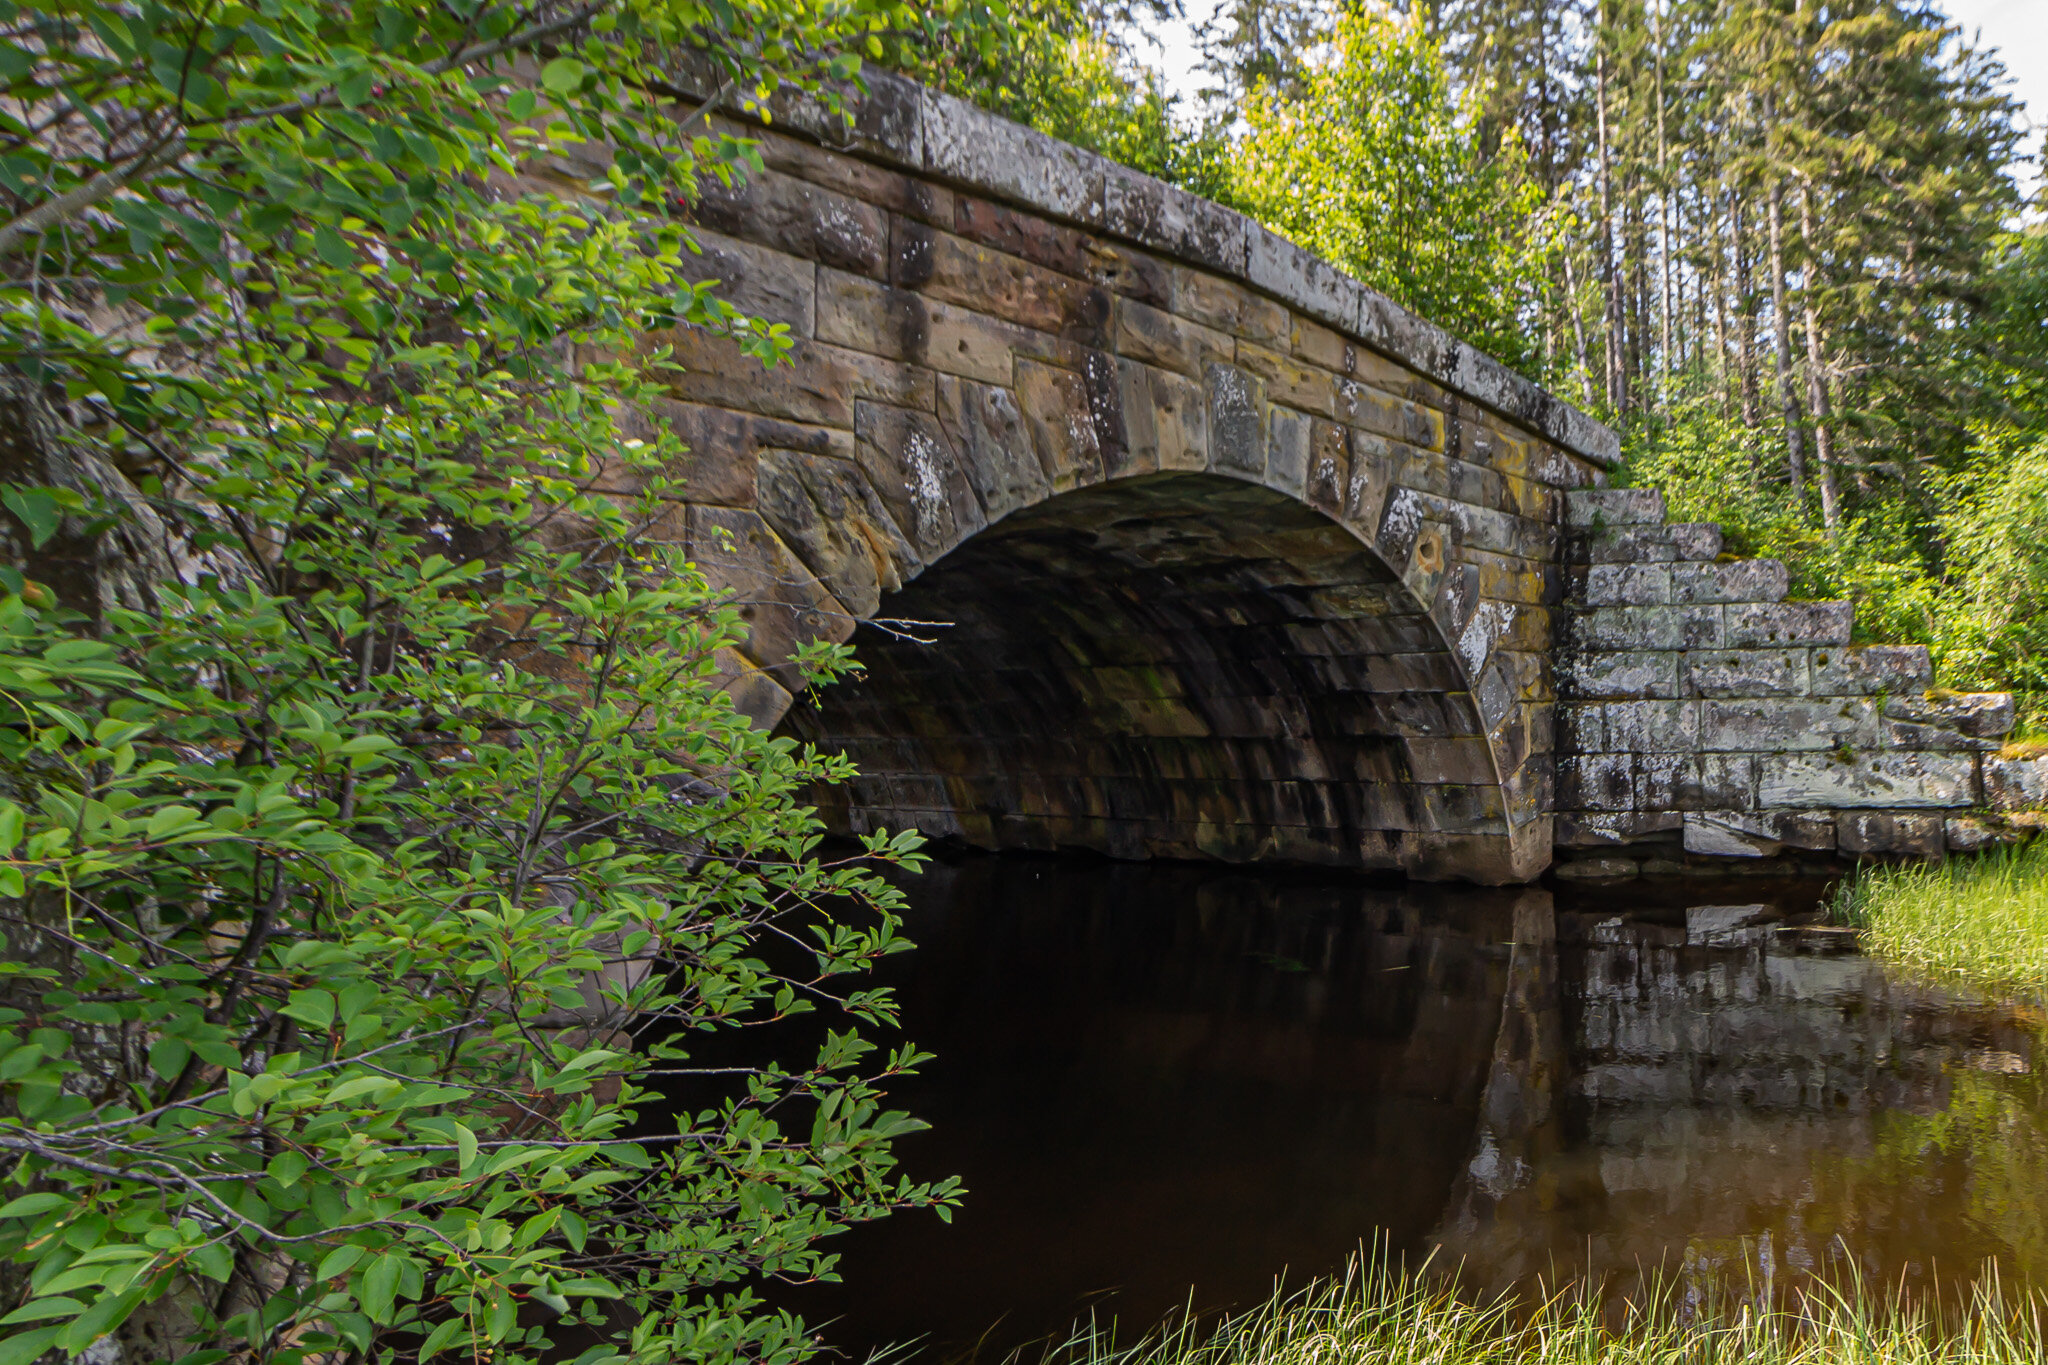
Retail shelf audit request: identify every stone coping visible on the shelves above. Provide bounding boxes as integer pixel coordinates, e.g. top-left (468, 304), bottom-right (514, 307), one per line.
top-left (669, 64), bottom-right (1622, 470)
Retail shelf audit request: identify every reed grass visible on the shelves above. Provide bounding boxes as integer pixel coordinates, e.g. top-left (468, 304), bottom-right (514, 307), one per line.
top-left (1832, 838), bottom-right (2048, 997)
top-left (1023, 1255), bottom-right (2048, 1365)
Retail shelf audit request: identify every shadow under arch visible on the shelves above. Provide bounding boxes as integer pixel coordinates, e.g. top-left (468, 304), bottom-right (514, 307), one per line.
top-left (783, 471), bottom-right (1530, 883)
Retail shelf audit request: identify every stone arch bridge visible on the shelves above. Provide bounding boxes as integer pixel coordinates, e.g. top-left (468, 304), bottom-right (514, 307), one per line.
top-left (584, 70), bottom-right (2017, 884)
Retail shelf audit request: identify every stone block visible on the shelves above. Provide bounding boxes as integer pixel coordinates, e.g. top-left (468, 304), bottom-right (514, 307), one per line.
top-left (706, 646), bottom-right (796, 731)
top-left (1173, 267), bottom-right (1289, 345)
top-left (1571, 605), bottom-right (1724, 651)
top-left (1671, 559), bottom-right (1789, 605)
top-left (1699, 698), bottom-right (1877, 753)
top-left (1557, 702), bottom-right (1605, 752)
top-left (1236, 341), bottom-right (1338, 418)
top-left (1292, 316), bottom-right (1355, 375)
top-left (1557, 753), bottom-right (1634, 812)
top-left (1984, 755), bottom-right (2048, 811)
top-left (1881, 692), bottom-right (2016, 748)
top-left (1564, 487), bottom-right (1665, 528)
top-left (1351, 349), bottom-right (1450, 410)
top-left (934, 374), bottom-right (1050, 520)
top-left (745, 121), bottom-right (943, 224)
top-left (1603, 700), bottom-right (1700, 753)
top-left (1114, 297), bottom-right (1232, 379)
top-left (1724, 600), bottom-right (1854, 647)
top-left (947, 192), bottom-right (1097, 278)
top-left (659, 328), bottom-right (855, 428)
top-left (1339, 380), bottom-right (1444, 450)
top-left (1670, 524), bottom-right (1724, 560)
top-left (1681, 650), bottom-right (1810, 698)
top-left (818, 269), bottom-right (1002, 386)
top-left (1205, 363), bottom-right (1265, 476)
top-left (893, 222), bottom-right (1102, 341)
top-left (1246, 225), bottom-right (1360, 334)
top-left (1758, 752), bottom-right (1976, 810)
top-left (1682, 809), bottom-right (1835, 858)
top-left (1016, 358), bottom-right (1107, 493)
top-left (1808, 644), bottom-right (1933, 696)
top-left (1100, 167), bottom-right (1248, 277)
top-left (1303, 419), bottom-right (1350, 519)
top-left (686, 506), bottom-right (853, 679)
top-left (1837, 811), bottom-right (1945, 857)
top-left (1263, 407), bottom-right (1312, 500)
top-left (852, 401), bottom-right (987, 558)
top-left (1579, 564), bottom-right (1672, 606)
top-left (1560, 650), bottom-right (1679, 700)
top-left (1946, 815), bottom-right (2020, 853)
top-left (1112, 358), bottom-right (1208, 478)
top-left (1555, 811), bottom-right (1681, 846)
top-left (624, 399), bottom-right (852, 508)
top-left (754, 448), bottom-right (918, 618)
top-left (678, 226), bottom-right (817, 335)
top-left (690, 164), bottom-right (887, 277)
top-left (920, 85), bottom-right (1101, 226)
top-left (1402, 737), bottom-right (1500, 785)
top-left (1573, 524), bottom-right (1720, 564)
top-left (1638, 753), bottom-right (1756, 811)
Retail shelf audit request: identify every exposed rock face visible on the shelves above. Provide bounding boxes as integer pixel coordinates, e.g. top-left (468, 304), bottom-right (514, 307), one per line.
top-left (1554, 488), bottom-right (2015, 864)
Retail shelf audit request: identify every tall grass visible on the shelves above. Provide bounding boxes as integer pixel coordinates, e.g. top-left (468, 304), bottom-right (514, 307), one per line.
top-left (1833, 838), bottom-right (2048, 997)
top-left (1026, 1255), bottom-right (2048, 1365)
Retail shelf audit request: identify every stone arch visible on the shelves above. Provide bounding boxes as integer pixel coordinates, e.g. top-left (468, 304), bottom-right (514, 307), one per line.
top-left (779, 466), bottom-right (1534, 881)
top-left (631, 66), bottom-right (1620, 882)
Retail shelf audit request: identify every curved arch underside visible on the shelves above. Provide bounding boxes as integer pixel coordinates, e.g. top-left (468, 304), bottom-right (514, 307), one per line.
top-left (785, 473), bottom-right (1528, 882)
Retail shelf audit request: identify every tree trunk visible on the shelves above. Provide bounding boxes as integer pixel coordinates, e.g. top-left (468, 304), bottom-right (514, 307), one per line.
top-left (1732, 191), bottom-right (1761, 428)
top-left (1596, 40), bottom-right (1624, 416)
top-left (1798, 181), bottom-right (1841, 530)
top-left (1655, 8), bottom-right (1673, 399)
top-left (1562, 248), bottom-right (1597, 408)
top-left (1766, 174), bottom-right (1806, 491)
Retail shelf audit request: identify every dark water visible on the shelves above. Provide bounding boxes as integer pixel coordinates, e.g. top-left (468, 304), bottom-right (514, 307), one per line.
top-left (788, 855), bottom-right (2048, 1360)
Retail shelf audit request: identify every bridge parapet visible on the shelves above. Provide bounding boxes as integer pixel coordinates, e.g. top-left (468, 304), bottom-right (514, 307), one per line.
top-left (1557, 488), bottom-right (2017, 869)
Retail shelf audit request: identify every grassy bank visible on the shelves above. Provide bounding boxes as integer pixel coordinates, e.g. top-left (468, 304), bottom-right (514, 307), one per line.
top-left (1832, 838), bottom-right (2048, 997)
top-left (1030, 1258), bottom-right (2047, 1365)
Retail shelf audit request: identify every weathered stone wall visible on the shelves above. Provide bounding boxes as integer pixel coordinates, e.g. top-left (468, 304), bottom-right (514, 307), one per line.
top-left (534, 71), bottom-right (2021, 881)
top-left (1554, 488), bottom-right (2017, 869)
top-left (588, 69), bottom-right (1624, 882)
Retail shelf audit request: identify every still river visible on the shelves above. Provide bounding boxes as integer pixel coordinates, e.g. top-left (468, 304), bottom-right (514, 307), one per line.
top-left (783, 854), bottom-right (2048, 1359)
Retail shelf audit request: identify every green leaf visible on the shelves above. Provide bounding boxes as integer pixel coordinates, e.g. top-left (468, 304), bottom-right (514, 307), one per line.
top-left (417, 1317), bottom-right (465, 1359)
top-left (0, 1193), bottom-right (70, 1220)
top-left (147, 1037), bottom-right (189, 1082)
top-left (361, 1252), bottom-right (401, 1323)
top-left (540, 58), bottom-right (585, 94)
top-left (313, 224), bottom-right (354, 270)
top-left (316, 1244), bottom-right (364, 1282)
top-left (455, 1123), bottom-right (478, 1173)
top-left (144, 805), bottom-right (200, 840)
top-left (1, 488), bottom-right (62, 550)
top-left (0, 1297), bottom-right (83, 1326)
top-left (281, 990), bottom-right (335, 1030)
top-left (0, 1325), bottom-right (61, 1365)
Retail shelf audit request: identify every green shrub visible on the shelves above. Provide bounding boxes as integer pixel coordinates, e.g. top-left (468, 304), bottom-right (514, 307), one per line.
top-left (0, 2), bottom-right (968, 1362)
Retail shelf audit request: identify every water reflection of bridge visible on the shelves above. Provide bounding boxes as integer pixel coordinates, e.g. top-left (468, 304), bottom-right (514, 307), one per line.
top-left (1436, 894), bottom-right (2045, 1297)
top-left (804, 860), bottom-right (2046, 1357)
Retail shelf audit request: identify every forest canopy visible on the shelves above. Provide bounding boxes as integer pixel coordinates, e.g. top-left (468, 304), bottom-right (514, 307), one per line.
top-left (912, 0), bottom-right (2048, 725)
